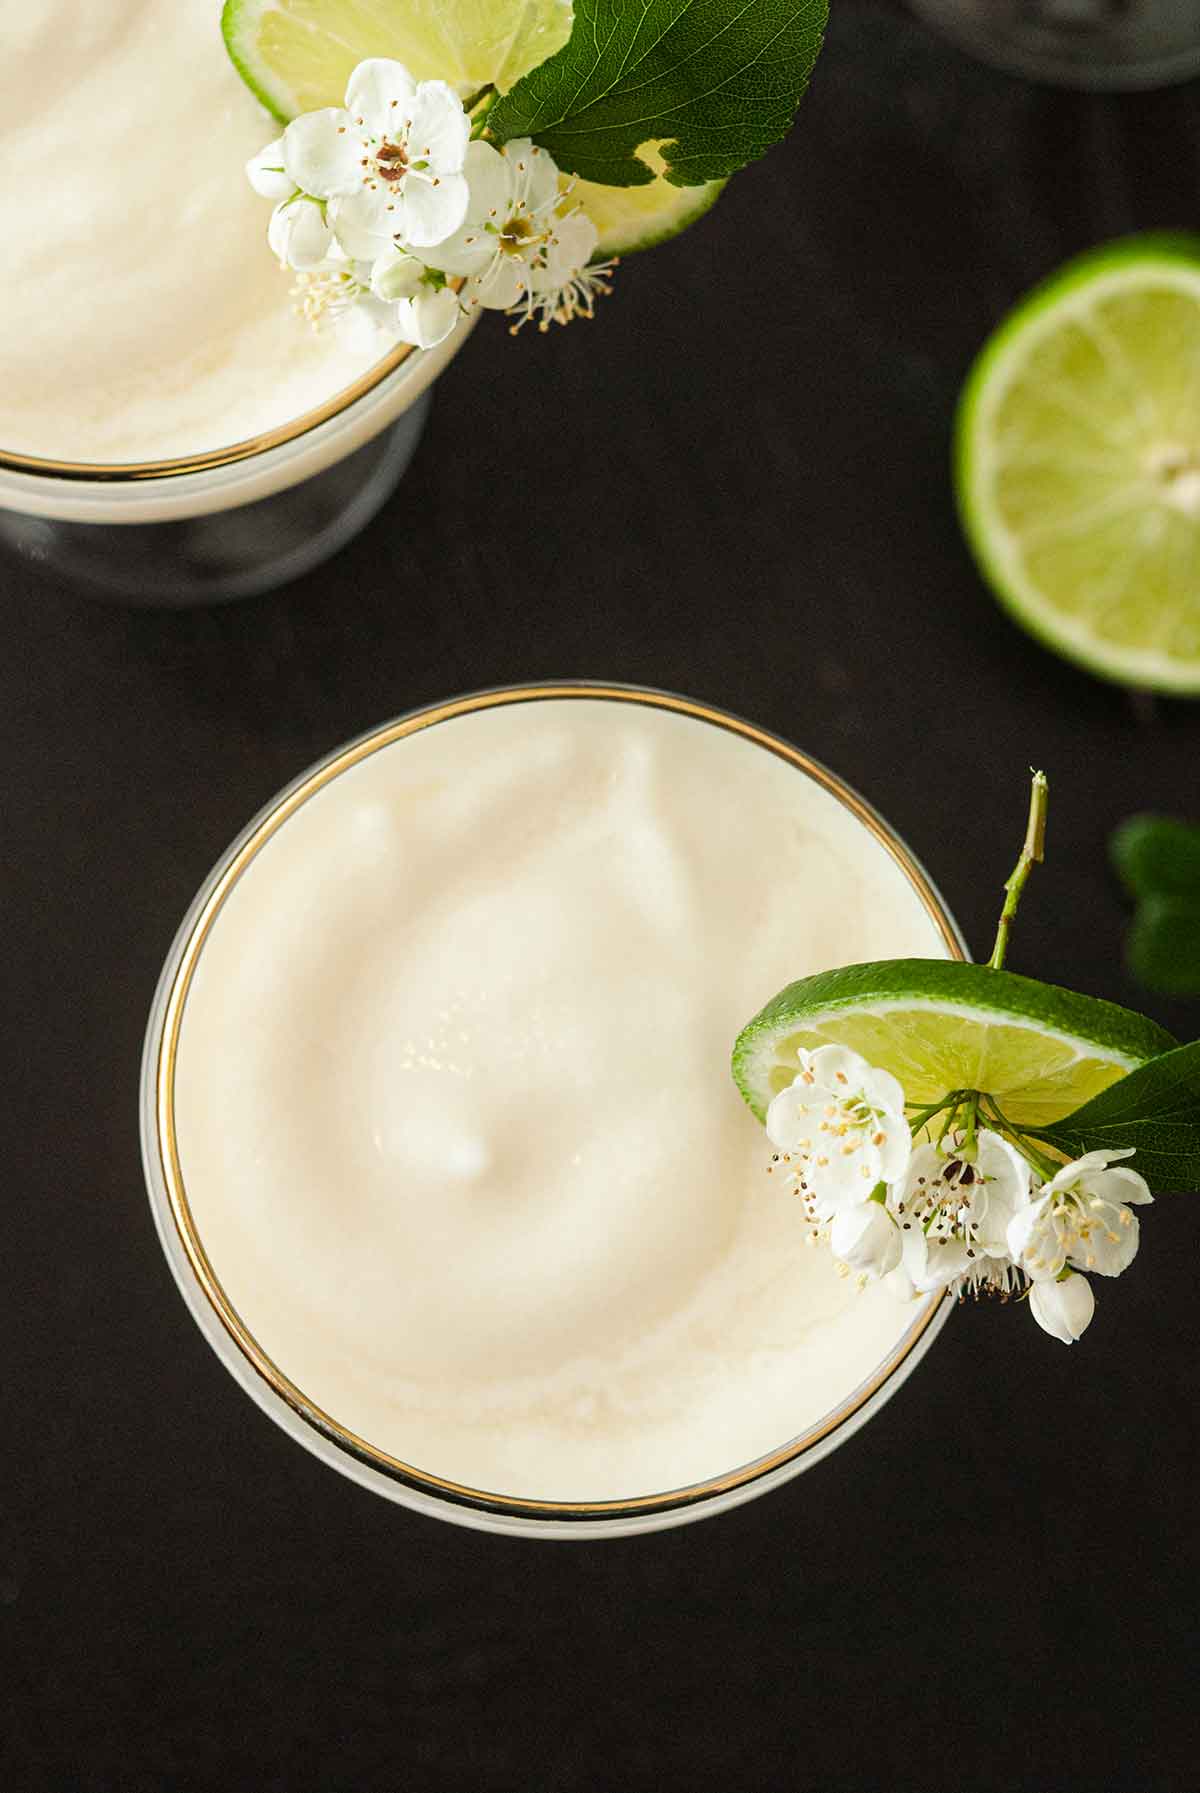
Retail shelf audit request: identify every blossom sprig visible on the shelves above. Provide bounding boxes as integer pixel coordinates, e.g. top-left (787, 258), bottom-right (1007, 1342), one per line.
top-left (246, 58), bottom-right (612, 350)
top-left (746, 769), bottom-right (1198, 1346)
top-left (766, 1047), bottom-right (1152, 1343)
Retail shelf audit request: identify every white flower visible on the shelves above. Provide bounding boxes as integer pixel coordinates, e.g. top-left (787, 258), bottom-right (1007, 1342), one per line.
top-left (246, 137), bottom-right (294, 201)
top-left (766, 1043), bottom-right (910, 1218)
top-left (288, 256), bottom-right (384, 331)
top-left (1029, 1271), bottom-right (1095, 1344)
top-left (893, 1129), bottom-right (1031, 1295)
top-left (369, 246), bottom-right (461, 349)
top-left (272, 59), bottom-right (470, 253)
top-left (431, 138), bottom-right (609, 328)
top-left (1007, 1148), bottom-right (1152, 1282)
top-left (830, 1199), bottom-right (902, 1281)
top-left (288, 248), bottom-right (460, 354)
top-left (268, 195), bottom-right (334, 271)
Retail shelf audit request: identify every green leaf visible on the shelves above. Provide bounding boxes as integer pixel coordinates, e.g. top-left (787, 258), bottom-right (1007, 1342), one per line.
top-left (1031, 1039), bottom-right (1200, 1193)
top-left (1111, 813), bottom-right (1200, 902)
top-left (487, 0), bottom-right (828, 188)
top-left (1126, 896), bottom-right (1200, 999)
top-left (1109, 815), bottom-right (1200, 998)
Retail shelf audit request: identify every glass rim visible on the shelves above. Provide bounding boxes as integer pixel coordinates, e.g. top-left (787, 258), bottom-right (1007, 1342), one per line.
top-left (142, 681), bottom-right (966, 1530)
top-left (0, 340), bottom-right (419, 483)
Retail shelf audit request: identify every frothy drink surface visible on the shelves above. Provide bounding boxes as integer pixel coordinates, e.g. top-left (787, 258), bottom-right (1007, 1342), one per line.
top-left (174, 701), bottom-right (950, 1501)
top-left (1, 2), bottom-right (385, 462)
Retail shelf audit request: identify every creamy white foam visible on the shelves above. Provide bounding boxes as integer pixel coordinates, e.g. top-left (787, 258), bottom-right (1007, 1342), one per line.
top-left (0, 3), bottom-right (387, 462)
top-left (173, 699), bottom-right (952, 1501)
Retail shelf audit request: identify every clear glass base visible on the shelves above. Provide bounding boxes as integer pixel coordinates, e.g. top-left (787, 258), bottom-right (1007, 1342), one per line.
top-left (909, 0), bottom-right (1200, 89)
top-left (0, 392), bottom-right (431, 607)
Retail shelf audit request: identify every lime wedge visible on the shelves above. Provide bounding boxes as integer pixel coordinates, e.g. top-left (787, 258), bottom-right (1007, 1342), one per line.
top-left (222, 0), bottom-right (574, 120)
top-left (570, 146), bottom-right (725, 259)
top-left (955, 235), bottom-right (1200, 695)
top-left (733, 960), bottom-right (1175, 1128)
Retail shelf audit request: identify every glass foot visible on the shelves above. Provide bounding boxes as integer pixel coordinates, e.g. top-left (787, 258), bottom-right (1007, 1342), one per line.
top-left (0, 393), bottom-right (431, 607)
top-left (908, 0), bottom-right (1200, 89)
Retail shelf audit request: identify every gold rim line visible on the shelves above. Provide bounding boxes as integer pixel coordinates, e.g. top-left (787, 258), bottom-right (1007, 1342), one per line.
top-left (0, 341), bottom-right (417, 482)
top-left (154, 684), bottom-right (963, 1519)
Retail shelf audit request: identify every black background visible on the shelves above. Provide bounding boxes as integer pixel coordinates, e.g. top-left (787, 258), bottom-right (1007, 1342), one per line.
top-left (4, 4), bottom-right (1199, 1788)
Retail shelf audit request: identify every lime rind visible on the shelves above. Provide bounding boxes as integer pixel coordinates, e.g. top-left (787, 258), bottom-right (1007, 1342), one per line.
top-left (222, 0), bottom-right (574, 122)
top-left (955, 233), bottom-right (1200, 695)
top-left (222, 0), bottom-right (286, 120)
top-left (733, 959), bottom-right (1175, 1128)
top-left (575, 169), bottom-right (726, 259)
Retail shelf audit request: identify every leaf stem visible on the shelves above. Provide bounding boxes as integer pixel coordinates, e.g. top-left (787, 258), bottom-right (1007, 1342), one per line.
top-left (466, 86), bottom-right (497, 138)
top-left (989, 771), bottom-right (1049, 971)
top-left (462, 82), bottom-right (496, 114)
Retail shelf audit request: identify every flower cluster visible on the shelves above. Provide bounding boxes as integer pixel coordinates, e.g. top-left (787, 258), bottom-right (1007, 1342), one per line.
top-left (766, 1044), bottom-right (1152, 1343)
top-left (246, 59), bottom-right (613, 349)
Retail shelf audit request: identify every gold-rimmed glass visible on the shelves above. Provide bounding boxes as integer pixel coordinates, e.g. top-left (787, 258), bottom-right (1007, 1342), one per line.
top-left (140, 682), bottom-right (966, 1537)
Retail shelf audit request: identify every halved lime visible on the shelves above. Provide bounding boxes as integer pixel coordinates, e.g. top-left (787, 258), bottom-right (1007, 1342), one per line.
top-left (570, 146), bottom-right (725, 260)
top-left (222, 0), bottom-right (574, 120)
top-left (956, 235), bottom-right (1200, 694)
top-left (733, 960), bottom-right (1175, 1128)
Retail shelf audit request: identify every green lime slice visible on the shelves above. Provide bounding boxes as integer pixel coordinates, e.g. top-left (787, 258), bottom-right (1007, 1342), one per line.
top-left (571, 146), bottom-right (725, 259)
top-left (955, 234), bottom-right (1200, 695)
top-left (222, 0), bottom-right (574, 120)
top-left (733, 960), bottom-right (1175, 1128)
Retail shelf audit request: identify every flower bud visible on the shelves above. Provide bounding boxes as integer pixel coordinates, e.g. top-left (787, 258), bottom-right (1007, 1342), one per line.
top-left (246, 138), bottom-right (295, 201)
top-left (268, 197), bottom-right (333, 271)
top-left (1029, 1271), bottom-right (1095, 1344)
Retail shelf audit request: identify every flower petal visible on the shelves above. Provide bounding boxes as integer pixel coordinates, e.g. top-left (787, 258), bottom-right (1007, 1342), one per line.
top-left (395, 171), bottom-right (470, 248)
top-left (765, 1081), bottom-right (822, 1154)
top-left (1070, 1208), bottom-right (1139, 1278)
top-left (1046, 1148), bottom-right (1136, 1195)
top-left (407, 81), bottom-right (470, 173)
top-left (803, 1043), bottom-right (877, 1093)
top-left (913, 1236), bottom-right (971, 1291)
top-left (345, 58), bottom-right (416, 133)
top-left (1105, 1166), bottom-right (1153, 1205)
top-left (334, 293), bottom-right (401, 354)
top-left (524, 142), bottom-right (562, 214)
top-left (831, 1201), bottom-right (902, 1277)
top-left (246, 137), bottom-right (295, 200)
top-left (283, 108), bottom-right (360, 198)
top-left (1006, 1191), bottom-right (1045, 1254)
top-left (809, 1147), bottom-right (882, 1210)
top-left (899, 1225), bottom-right (928, 1287)
top-left (529, 209), bottom-right (599, 293)
top-left (875, 1114), bottom-right (913, 1184)
top-left (972, 1129), bottom-right (1033, 1244)
top-left (883, 1262), bottom-right (918, 1303)
top-left (499, 137), bottom-right (559, 213)
top-left (434, 141), bottom-right (512, 271)
top-left (328, 189), bottom-right (393, 261)
top-left (369, 244), bottom-right (425, 302)
top-left (1007, 1192), bottom-right (1065, 1282)
top-left (470, 254), bottom-right (527, 310)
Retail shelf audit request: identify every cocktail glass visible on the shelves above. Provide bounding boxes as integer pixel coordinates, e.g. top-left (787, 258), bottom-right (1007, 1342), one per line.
top-left (140, 682), bottom-right (966, 1539)
top-left (0, 320), bottom-right (475, 606)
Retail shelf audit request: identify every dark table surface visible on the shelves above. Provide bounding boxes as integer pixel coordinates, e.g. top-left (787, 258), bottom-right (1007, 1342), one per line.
top-left (5, 4), bottom-right (1199, 1788)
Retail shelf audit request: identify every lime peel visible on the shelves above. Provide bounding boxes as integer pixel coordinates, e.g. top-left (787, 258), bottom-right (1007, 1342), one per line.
top-left (221, 0), bottom-right (574, 121)
top-left (733, 958), bottom-right (1176, 1129)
